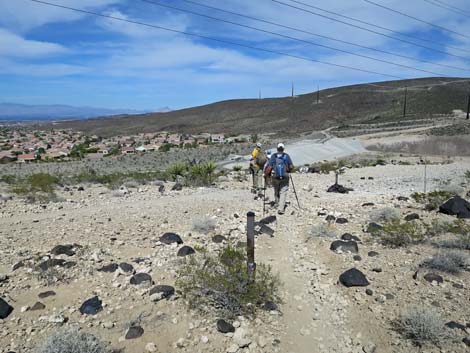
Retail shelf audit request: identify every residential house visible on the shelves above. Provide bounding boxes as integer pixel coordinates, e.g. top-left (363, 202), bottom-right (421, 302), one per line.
top-left (121, 147), bottom-right (135, 154)
top-left (0, 151), bottom-right (17, 163)
top-left (210, 134), bottom-right (226, 144)
top-left (17, 153), bottom-right (37, 163)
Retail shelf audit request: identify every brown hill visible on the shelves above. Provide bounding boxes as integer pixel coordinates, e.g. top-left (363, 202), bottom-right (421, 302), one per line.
top-left (42, 77), bottom-right (470, 137)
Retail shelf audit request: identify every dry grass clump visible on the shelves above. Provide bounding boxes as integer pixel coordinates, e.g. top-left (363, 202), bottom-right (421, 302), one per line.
top-left (192, 216), bottom-right (217, 234)
top-left (369, 207), bottom-right (401, 223)
top-left (36, 329), bottom-right (109, 353)
top-left (411, 191), bottom-right (455, 211)
top-left (394, 307), bottom-right (453, 346)
top-left (308, 223), bottom-right (338, 238)
top-left (421, 251), bottom-right (469, 274)
top-left (378, 220), bottom-right (425, 247)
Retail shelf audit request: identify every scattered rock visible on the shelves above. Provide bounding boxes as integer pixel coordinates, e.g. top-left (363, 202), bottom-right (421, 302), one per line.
top-left (424, 273), bottom-right (443, 284)
top-left (0, 298), bottom-right (14, 319)
top-left (177, 245), bottom-right (195, 257)
top-left (325, 215), bottom-right (336, 222)
top-left (38, 291), bottom-right (56, 299)
top-left (353, 255), bottom-right (362, 261)
top-left (217, 319), bottom-right (235, 333)
top-left (233, 327), bottom-right (252, 348)
top-left (439, 196), bottom-right (470, 218)
top-left (158, 185), bottom-right (165, 193)
top-left (362, 343), bottom-right (377, 353)
top-left (119, 262), bottom-right (134, 273)
top-left (368, 251), bottom-right (379, 257)
top-left (262, 301), bottom-right (278, 311)
top-left (146, 342), bottom-right (157, 352)
top-left (160, 232), bottom-right (183, 245)
top-left (397, 196), bottom-right (409, 201)
top-left (339, 268), bottom-right (370, 287)
top-left (50, 244), bottom-right (77, 256)
top-left (330, 240), bottom-right (359, 254)
top-left (336, 217), bottom-right (348, 224)
top-left (12, 261), bottom-right (24, 271)
top-left (149, 285), bottom-right (175, 300)
top-left (171, 183), bottom-right (183, 191)
top-left (30, 302), bottom-right (46, 311)
top-left (125, 325), bottom-right (144, 339)
top-left (404, 213), bottom-right (420, 222)
top-left (212, 235), bottom-right (227, 243)
top-left (98, 263), bottom-right (119, 273)
top-left (259, 215), bottom-right (276, 224)
top-left (79, 296), bottom-right (102, 315)
top-left (341, 233), bottom-right (361, 242)
top-left (445, 321), bottom-right (467, 331)
top-left (362, 202), bottom-right (375, 207)
top-left (372, 268), bottom-right (382, 273)
top-left (366, 223), bottom-right (383, 233)
top-left (463, 337), bottom-right (470, 347)
top-left (37, 259), bottom-right (75, 272)
top-left (327, 184), bottom-right (352, 194)
top-left (130, 273), bottom-right (153, 286)
top-left (365, 289), bottom-right (373, 296)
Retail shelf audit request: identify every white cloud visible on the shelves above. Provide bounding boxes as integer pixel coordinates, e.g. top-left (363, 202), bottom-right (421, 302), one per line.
top-left (0, 28), bottom-right (67, 57)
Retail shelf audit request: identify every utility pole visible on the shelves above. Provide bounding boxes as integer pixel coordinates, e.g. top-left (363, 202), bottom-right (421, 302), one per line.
top-left (403, 87), bottom-right (408, 119)
top-left (259, 89), bottom-right (261, 100)
top-left (466, 94), bottom-right (470, 120)
top-left (317, 84), bottom-right (320, 104)
top-left (291, 81), bottom-right (294, 98)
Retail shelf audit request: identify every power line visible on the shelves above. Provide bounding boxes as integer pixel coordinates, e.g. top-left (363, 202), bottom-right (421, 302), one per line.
top-left (423, 0), bottom-right (470, 17)
top-left (27, 0), bottom-right (404, 79)
top-left (272, 0), bottom-right (470, 58)
top-left (430, 0), bottom-right (470, 15)
top-left (139, 0), bottom-right (449, 76)
top-left (363, 0), bottom-right (470, 39)
top-left (154, 0), bottom-right (469, 73)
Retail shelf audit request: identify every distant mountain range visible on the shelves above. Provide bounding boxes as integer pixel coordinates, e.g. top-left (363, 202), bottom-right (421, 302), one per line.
top-left (0, 103), bottom-right (171, 121)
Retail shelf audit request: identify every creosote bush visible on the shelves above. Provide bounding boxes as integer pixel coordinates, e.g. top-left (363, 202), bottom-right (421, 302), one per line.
top-left (192, 216), bottom-right (217, 234)
top-left (394, 307), bottom-right (453, 346)
top-left (438, 237), bottom-right (470, 250)
top-left (176, 246), bottom-right (281, 319)
top-left (37, 329), bottom-right (109, 353)
top-left (421, 251), bottom-right (469, 274)
top-left (369, 207), bottom-right (401, 223)
top-left (411, 191), bottom-right (455, 211)
top-left (308, 223), bottom-right (338, 238)
top-left (377, 220), bottom-right (425, 247)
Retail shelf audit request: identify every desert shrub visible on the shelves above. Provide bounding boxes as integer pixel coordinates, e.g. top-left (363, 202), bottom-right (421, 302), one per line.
top-left (438, 237), bottom-right (470, 250)
top-left (186, 161), bottom-right (217, 187)
top-left (12, 173), bottom-right (59, 194)
top-left (0, 174), bottom-right (16, 184)
top-left (394, 307), bottom-right (454, 346)
top-left (192, 216), bottom-right (217, 234)
top-left (378, 220), bottom-right (425, 247)
top-left (308, 223), bottom-right (338, 238)
top-left (439, 184), bottom-right (464, 196)
top-left (421, 251), bottom-right (469, 274)
top-left (411, 191), bottom-right (455, 211)
top-left (176, 246), bottom-right (281, 318)
top-left (233, 164), bottom-right (243, 172)
top-left (37, 329), bottom-right (109, 353)
top-left (369, 207), bottom-right (401, 223)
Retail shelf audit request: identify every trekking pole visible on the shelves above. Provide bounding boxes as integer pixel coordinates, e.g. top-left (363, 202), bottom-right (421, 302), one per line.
top-left (289, 174), bottom-right (301, 209)
top-left (263, 177), bottom-right (266, 216)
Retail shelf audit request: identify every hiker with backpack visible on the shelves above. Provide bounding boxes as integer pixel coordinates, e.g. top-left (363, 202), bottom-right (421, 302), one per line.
top-left (264, 143), bottom-right (294, 215)
top-left (249, 142), bottom-right (265, 197)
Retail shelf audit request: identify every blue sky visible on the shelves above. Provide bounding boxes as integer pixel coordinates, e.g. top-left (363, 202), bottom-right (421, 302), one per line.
top-left (0, 0), bottom-right (469, 110)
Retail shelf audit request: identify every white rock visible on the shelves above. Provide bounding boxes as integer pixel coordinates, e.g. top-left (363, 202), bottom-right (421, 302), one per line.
top-left (233, 327), bottom-right (252, 348)
top-left (226, 344), bottom-right (239, 353)
top-left (201, 336), bottom-right (209, 344)
top-left (145, 342), bottom-right (157, 352)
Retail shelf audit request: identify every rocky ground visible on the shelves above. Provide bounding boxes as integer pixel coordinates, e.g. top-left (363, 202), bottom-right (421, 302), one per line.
top-left (1, 154), bottom-right (470, 353)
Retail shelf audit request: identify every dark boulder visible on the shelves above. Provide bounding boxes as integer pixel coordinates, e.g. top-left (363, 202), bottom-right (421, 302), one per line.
top-left (366, 223), bottom-right (383, 233)
top-left (330, 240), bottom-right (358, 254)
top-left (38, 291), bottom-right (56, 299)
top-left (217, 319), bottom-right (235, 333)
top-left (258, 224), bottom-right (275, 237)
top-left (98, 263), bottom-right (118, 273)
top-left (445, 321), bottom-right (467, 331)
top-left (158, 185), bottom-right (165, 193)
top-left (424, 273), bottom-right (443, 284)
top-left (353, 255), bottom-right (362, 261)
top-left (30, 302), bottom-right (46, 311)
top-left (171, 183), bottom-right (183, 191)
top-left (463, 337), bottom-right (470, 347)
top-left (327, 184), bottom-right (352, 194)
top-left (336, 218), bottom-right (348, 224)
top-left (160, 233), bottom-right (183, 245)
top-left (339, 268), bottom-right (370, 287)
top-left (212, 235), bottom-right (226, 243)
top-left (325, 215), bottom-right (336, 222)
top-left (365, 289), bottom-right (373, 296)
top-left (177, 246), bottom-right (195, 257)
top-left (0, 298), bottom-right (14, 319)
top-left (12, 261), bottom-right (24, 271)
top-left (404, 213), bottom-right (420, 222)
top-left (119, 262), bottom-right (134, 273)
top-left (79, 296), bottom-right (102, 315)
top-left (259, 215), bottom-right (276, 224)
top-left (130, 273), bottom-right (153, 286)
top-left (262, 301), bottom-right (278, 311)
top-left (368, 251), bottom-right (379, 257)
top-left (341, 233), bottom-right (361, 242)
top-left (149, 285), bottom-right (175, 300)
top-left (37, 259), bottom-right (75, 272)
top-left (362, 202), bottom-right (375, 207)
top-left (397, 196), bottom-right (409, 202)
top-left (439, 196), bottom-right (470, 218)
top-left (125, 325), bottom-right (144, 339)
top-left (51, 244), bottom-right (77, 256)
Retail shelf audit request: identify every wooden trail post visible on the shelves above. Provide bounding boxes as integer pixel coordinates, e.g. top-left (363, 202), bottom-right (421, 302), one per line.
top-left (246, 211), bottom-right (256, 281)
top-left (403, 87), bottom-right (408, 119)
top-left (466, 94), bottom-right (470, 120)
